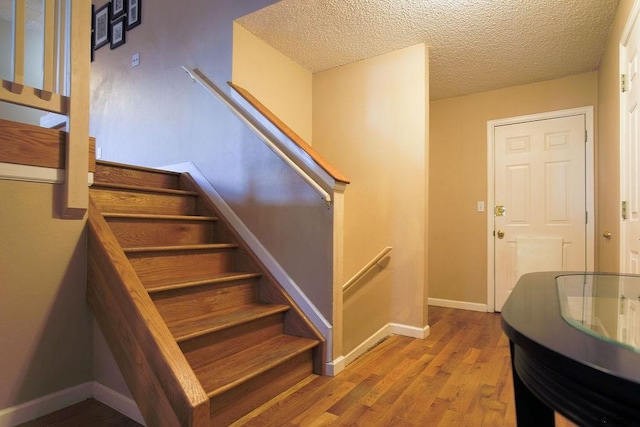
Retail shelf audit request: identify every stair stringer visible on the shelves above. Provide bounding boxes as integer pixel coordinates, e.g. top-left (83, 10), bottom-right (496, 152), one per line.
top-left (177, 170), bottom-right (328, 374)
top-left (87, 196), bottom-right (210, 427)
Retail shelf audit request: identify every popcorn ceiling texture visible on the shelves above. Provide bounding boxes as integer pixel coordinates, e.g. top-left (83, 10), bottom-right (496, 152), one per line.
top-left (237, 0), bottom-right (619, 100)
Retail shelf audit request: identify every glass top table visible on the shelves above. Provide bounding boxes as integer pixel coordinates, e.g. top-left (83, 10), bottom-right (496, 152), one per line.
top-left (557, 274), bottom-right (640, 353)
top-left (502, 272), bottom-right (640, 426)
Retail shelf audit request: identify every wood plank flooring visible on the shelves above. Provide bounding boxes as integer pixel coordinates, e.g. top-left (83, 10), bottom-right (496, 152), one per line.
top-left (16, 306), bottom-right (577, 426)
top-left (16, 398), bottom-right (141, 427)
top-left (232, 306), bottom-right (576, 426)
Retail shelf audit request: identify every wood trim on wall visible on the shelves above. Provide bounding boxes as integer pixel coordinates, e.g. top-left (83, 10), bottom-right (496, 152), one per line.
top-left (228, 82), bottom-right (350, 184)
top-left (0, 118), bottom-right (95, 172)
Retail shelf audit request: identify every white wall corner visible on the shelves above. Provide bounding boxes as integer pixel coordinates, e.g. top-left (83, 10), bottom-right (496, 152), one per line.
top-left (325, 356), bottom-right (346, 377)
top-left (428, 297), bottom-right (489, 313)
top-left (92, 382), bottom-right (145, 426)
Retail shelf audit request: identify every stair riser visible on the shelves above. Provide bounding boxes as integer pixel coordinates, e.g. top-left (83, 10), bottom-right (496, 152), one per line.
top-left (95, 164), bottom-right (180, 189)
top-left (92, 189), bottom-right (197, 215)
top-left (107, 218), bottom-right (215, 247)
top-left (128, 250), bottom-right (236, 287)
top-left (210, 351), bottom-right (314, 426)
top-left (152, 280), bottom-right (258, 323)
top-left (181, 314), bottom-right (284, 369)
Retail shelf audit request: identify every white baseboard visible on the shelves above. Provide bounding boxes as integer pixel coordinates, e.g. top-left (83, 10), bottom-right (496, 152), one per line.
top-left (390, 322), bottom-right (431, 339)
top-left (0, 382), bottom-right (92, 427)
top-left (428, 297), bottom-right (489, 312)
top-left (343, 324), bottom-right (392, 368)
top-left (328, 320), bottom-right (431, 376)
top-left (0, 382), bottom-right (144, 427)
top-left (325, 356), bottom-right (345, 377)
top-left (92, 383), bottom-right (145, 426)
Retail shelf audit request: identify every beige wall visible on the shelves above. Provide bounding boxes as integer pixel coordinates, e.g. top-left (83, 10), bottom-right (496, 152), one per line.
top-left (314, 44), bottom-right (428, 353)
top-left (430, 72), bottom-right (598, 305)
top-left (597, 0), bottom-right (636, 273)
top-left (232, 23), bottom-right (313, 143)
top-left (0, 180), bottom-right (92, 409)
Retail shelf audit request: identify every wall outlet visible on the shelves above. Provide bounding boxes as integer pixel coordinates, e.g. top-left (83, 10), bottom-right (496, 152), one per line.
top-left (132, 53), bottom-right (140, 67)
top-left (477, 201), bottom-right (485, 212)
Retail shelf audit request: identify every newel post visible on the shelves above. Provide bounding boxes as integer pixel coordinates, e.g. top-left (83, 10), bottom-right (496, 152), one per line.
top-left (63, 1), bottom-right (91, 219)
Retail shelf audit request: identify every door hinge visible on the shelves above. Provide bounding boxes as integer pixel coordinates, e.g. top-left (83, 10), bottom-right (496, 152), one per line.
top-left (622, 200), bottom-right (628, 220)
top-left (622, 74), bottom-right (628, 93)
top-left (585, 130), bottom-right (588, 143)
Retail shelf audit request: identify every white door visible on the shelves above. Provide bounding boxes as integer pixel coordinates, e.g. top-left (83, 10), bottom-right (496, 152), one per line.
top-left (493, 115), bottom-right (588, 311)
top-left (621, 7), bottom-right (640, 274)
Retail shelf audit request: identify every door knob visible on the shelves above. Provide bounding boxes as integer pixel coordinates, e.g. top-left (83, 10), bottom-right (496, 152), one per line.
top-left (497, 230), bottom-right (505, 239)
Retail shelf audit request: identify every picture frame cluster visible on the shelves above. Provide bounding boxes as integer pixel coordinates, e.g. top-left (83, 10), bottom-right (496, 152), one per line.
top-left (93, 0), bottom-right (141, 52)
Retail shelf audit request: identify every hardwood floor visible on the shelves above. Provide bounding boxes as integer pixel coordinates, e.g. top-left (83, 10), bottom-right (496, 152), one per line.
top-left (232, 306), bottom-right (576, 426)
top-left (17, 306), bottom-right (577, 426)
top-left (16, 398), bottom-right (141, 427)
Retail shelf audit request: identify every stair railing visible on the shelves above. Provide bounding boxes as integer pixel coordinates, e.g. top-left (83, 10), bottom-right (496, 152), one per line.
top-left (182, 66), bottom-right (344, 207)
top-left (343, 246), bottom-right (393, 292)
top-left (1, 0), bottom-right (91, 218)
top-left (181, 66), bottom-right (351, 369)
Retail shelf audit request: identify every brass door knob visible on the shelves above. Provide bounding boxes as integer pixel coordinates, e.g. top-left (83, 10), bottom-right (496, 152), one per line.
top-left (603, 232), bottom-right (612, 240)
top-left (497, 230), bottom-right (505, 239)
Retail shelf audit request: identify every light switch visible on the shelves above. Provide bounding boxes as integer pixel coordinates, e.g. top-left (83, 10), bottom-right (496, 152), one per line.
top-left (477, 201), bottom-right (485, 212)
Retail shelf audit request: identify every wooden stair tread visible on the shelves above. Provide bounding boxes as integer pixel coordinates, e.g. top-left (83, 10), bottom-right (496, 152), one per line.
top-left (146, 272), bottom-right (262, 294)
top-left (123, 243), bottom-right (239, 253)
top-left (92, 182), bottom-right (198, 196)
top-left (168, 303), bottom-right (290, 342)
top-left (103, 213), bottom-right (219, 222)
top-left (195, 335), bottom-right (319, 398)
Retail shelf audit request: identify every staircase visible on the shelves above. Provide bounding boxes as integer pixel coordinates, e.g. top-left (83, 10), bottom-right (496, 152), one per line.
top-left (87, 160), bottom-right (325, 426)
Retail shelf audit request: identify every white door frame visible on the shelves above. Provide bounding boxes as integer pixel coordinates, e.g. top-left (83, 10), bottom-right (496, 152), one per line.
top-left (486, 107), bottom-right (595, 312)
top-left (619, 0), bottom-right (640, 273)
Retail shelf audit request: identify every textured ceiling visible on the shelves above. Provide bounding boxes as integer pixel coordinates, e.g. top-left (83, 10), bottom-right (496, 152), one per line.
top-left (237, 0), bottom-right (619, 100)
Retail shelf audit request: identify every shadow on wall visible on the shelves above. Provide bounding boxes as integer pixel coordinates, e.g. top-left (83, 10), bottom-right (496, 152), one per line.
top-left (1, 186), bottom-right (92, 416)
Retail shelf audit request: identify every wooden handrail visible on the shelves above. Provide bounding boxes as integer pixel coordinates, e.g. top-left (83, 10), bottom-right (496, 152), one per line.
top-left (87, 197), bottom-right (210, 426)
top-left (343, 246), bottom-right (393, 292)
top-left (183, 66), bottom-right (336, 206)
top-left (227, 82), bottom-right (350, 185)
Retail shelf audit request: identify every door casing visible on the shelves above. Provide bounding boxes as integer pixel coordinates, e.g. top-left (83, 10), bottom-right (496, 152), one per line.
top-left (486, 107), bottom-right (595, 312)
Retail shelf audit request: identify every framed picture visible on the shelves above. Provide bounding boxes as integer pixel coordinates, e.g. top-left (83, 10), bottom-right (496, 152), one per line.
top-left (112, 0), bottom-right (126, 19)
top-left (91, 4), bottom-right (95, 61)
top-left (93, 2), bottom-right (111, 50)
top-left (126, 0), bottom-right (141, 30)
top-left (110, 16), bottom-right (126, 49)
